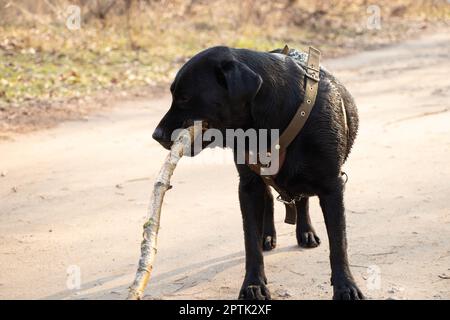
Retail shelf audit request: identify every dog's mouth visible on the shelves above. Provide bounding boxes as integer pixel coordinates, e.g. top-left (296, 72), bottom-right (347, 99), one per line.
top-left (181, 119), bottom-right (212, 157)
top-left (198, 120), bottom-right (211, 149)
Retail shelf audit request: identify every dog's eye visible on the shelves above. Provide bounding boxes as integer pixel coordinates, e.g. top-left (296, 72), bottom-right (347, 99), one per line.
top-left (176, 96), bottom-right (190, 104)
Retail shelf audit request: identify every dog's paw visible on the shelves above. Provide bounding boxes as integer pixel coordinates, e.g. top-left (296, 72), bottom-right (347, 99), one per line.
top-left (239, 284), bottom-right (271, 300)
top-left (333, 280), bottom-right (365, 300)
top-left (296, 230), bottom-right (320, 248)
top-left (262, 235), bottom-right (276, 251)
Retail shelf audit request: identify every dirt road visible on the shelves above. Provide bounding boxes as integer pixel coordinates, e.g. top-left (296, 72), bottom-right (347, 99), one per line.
top-left (1, 32), bottom-right (449, 300)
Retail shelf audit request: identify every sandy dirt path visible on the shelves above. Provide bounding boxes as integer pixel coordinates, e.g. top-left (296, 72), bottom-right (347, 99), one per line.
top-left (1, 32), bottom-right (449, 300)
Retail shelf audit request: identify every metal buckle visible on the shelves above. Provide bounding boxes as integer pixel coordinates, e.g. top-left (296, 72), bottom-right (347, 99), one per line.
top-left (341, 171), bottom-right (348, 184)
top-left (276, 194), bottom-right (306, 204)
top-left (306, 65), bottom-right (320, 73)
top-left (305, 66), bottom-right (320, 82)
top-left (259, 157), bottom-right (271, 169)
top-left (276, 194), bottom-right (295, 205)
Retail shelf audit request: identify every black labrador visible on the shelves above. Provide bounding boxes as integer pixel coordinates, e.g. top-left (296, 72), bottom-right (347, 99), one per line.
top-left (152, 46), bottom-right (364, 300)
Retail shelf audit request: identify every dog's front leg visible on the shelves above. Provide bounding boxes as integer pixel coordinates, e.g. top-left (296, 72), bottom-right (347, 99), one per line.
top-left (262, 187), bottom-right (276, 251)
top-left (236, 164), bottom-right (271, 300)
top-left (319, 178), bottom-right (365, 300)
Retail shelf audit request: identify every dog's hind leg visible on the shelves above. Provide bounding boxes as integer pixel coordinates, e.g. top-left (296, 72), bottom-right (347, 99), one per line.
top-left (262, 187), bottom-right (276, 251)
top-left (319, 178), bottom-right (364, 300)
top-left (296, 197), bottom-right (321, 248)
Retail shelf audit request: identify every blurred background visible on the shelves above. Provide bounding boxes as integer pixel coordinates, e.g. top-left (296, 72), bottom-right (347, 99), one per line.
top-left (1, 1), bottom-right (449, 300)
top-left (0, 0), bottom-right (449, 132)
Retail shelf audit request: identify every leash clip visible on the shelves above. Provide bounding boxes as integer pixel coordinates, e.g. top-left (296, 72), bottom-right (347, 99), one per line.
top-left (276, 194), bottom-right (305, 205)
top-left (276, 194), bottom-right (296, 205)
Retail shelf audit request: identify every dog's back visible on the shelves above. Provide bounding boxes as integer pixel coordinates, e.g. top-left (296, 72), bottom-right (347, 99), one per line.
top-left (271, 47), bottom-right (359, 162)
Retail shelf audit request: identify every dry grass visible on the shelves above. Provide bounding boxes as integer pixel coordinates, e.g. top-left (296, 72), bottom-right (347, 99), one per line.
top-left (0, 0), bottom-right (449, 111)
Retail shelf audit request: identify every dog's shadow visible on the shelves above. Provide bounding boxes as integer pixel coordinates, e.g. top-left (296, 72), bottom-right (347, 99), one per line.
top-left (42, 245), bottom-right (303, 300)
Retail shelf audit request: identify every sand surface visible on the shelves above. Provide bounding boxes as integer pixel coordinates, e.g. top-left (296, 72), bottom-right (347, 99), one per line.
top-left (0, 32), bottom-right (449, 300)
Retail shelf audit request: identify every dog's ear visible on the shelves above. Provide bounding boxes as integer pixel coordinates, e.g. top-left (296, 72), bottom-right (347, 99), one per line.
top-left (215, 60), bottom-right (262, 103)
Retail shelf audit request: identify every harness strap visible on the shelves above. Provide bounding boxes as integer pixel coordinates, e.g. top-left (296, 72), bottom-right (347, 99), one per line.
top-left (246, 46), bottom-right (321, 225)
top-left (276, 47), bottom-right (321, 153)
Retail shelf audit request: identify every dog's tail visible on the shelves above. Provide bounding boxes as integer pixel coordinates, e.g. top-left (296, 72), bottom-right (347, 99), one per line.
top-left (340, 86), bottom-right (359, 162)
top-left (326, 72), bottom-right (359, 162)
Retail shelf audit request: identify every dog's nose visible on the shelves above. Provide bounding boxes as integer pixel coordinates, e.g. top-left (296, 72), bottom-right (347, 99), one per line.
top-left (152, 127), bottom-right (172, 150)
top-left (152, 127), bottom-right (164, 141)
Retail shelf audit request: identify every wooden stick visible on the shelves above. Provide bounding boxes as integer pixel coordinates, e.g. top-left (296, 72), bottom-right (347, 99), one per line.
top-left (127, 125), bottom-right (200, 300)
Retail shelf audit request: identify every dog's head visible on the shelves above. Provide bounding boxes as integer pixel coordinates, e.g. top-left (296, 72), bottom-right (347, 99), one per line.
top-left (152, 46), bottom-right (262, 152)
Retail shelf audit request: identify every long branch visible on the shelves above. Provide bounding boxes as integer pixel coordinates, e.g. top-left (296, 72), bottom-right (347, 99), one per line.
top-left (127, 125), bottom-right (200, 300)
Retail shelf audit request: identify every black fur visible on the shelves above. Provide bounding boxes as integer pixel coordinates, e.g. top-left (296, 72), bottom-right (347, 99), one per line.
top-left (153, 46), bottom-right (364, 300)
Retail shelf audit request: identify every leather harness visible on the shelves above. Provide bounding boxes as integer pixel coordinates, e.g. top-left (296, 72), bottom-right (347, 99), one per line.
top-left (246, 46), bottom-right (322, 225)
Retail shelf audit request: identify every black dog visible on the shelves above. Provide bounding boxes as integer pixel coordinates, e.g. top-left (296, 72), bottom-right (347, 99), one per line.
top-left (152, 46), bottom-right (364, 300)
